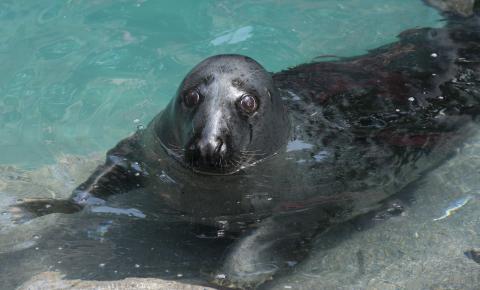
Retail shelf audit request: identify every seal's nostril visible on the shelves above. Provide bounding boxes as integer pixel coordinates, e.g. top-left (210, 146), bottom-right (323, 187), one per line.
top-left (185, 134), bottom-right (229, 171)
top-left (214, 137), bottom-right (224, 155)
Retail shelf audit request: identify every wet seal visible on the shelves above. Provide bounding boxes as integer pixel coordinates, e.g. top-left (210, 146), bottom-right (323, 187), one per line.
top-left (11, 1), bottom-right (480, 288)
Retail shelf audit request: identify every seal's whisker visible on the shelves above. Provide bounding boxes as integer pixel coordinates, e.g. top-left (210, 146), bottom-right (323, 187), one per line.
top-left (239, 153), bottom-right (265, 157)
top-left (239, 149), bottom-right (264, 153)
top-left (166, 142), bottom-right (185, 151)
top-left (238, 150), bottom-right (267, 157)
top-left (167, 147), bottom-right (185, 159)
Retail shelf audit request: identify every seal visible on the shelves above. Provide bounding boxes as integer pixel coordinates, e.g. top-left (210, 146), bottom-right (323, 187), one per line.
top-left (12, 2), bottom-right (480, 288)
top-left (155, 55), bottom-right (290, 175)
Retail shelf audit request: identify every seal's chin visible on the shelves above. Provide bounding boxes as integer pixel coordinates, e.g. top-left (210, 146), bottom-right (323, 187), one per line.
top-left (189, 165), bottom-right (243, 176)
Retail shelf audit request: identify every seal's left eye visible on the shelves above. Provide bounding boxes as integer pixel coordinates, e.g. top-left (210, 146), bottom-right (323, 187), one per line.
top-left (239, 94), bottom-right (258, 114)
top-left (183, 90), bottom-right (201, 108)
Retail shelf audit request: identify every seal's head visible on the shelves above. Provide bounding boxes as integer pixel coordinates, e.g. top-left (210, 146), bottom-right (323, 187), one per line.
top-left (156, 54), bottom-right (290, 175)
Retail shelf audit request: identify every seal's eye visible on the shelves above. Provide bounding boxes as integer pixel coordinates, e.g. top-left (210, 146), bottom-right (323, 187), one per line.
top-left (183, 90), bottom-right (201, 108)
top-left (239, 94), bottom-right (258, 114)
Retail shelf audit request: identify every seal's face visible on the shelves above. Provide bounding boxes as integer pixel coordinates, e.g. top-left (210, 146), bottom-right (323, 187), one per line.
top-left (156, 54), bottom-right (290, 175)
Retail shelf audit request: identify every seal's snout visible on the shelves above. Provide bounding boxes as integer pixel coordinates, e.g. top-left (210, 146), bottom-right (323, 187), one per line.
top-left (197, 136), bottom-right (227, 158)
top-left (186, 133), bottom-right (231, 172)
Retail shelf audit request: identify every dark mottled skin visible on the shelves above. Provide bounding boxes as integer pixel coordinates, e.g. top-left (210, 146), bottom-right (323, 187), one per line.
top-left (13, 8), bottom-right (480, 289)
top-left (269, 16), bottom-right (480, 212)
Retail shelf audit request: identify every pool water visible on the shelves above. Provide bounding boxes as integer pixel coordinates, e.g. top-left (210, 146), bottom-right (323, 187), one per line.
top-left (1, 1), bottom-right (479, 290)
top-left (0, 0), bottom-right (442, 167)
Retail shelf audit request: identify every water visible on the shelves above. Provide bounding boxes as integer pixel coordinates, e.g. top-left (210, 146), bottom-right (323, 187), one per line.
top-left (0, 0), bottom-right (442, 167)
top-left (1, 1), bottom-right (479, 289)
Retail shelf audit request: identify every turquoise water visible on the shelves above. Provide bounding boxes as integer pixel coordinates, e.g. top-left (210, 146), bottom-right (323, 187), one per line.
top-left (0, 0), bottom-right (443, 167)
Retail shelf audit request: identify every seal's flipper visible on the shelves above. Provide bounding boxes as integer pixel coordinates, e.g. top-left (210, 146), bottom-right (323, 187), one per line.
top-left (7, 132), bottom-right (147, 224)
top-left (9, 198), bottom-right (82, 223)
top-left (218, 211), bottom-right (325, 288)
top-left (66, 133), bottom-right (147, 206)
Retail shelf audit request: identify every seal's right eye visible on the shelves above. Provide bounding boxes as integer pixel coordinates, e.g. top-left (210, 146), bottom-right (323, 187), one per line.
top-left (238, 94), bottom-right (258, 114)
top-left (183, 90), bottom-right (201, 108)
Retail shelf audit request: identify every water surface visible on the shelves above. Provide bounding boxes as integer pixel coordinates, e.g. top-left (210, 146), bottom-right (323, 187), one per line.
top-left (0, 0), bottom-right (442, 167)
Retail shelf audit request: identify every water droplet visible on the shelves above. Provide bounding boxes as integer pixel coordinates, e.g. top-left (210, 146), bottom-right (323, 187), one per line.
top-left (133, 118), bottom-right (140, 124)
top-left (99, 263), bottom-right (106, 268)
top-left (58, 247), bottom-right (63, 250)
top-left (438, 96), bottom-right (444, 100)
top-left (284, 286), bottom-right (293, 289)
top-left (134, 172), bottom-right (140, 176)
top-left (45, 204), bottom-right (52, 209)
top-left (431, 53), bottom-right (438, 58)
top-left (33, 235), bottom-right (40, 240)
top-left (35, 247), bottom-right (39, 250)
top-left (177, 273), bottom-right (183, 278)
top-left (114, 270), bottom-right (118, 274)
top-left (134, 264), bottom-right (140, 268)
top-left (267, 197), bottom-right (273, 201)
top-left (215, 273), bottom-right (226, 279)
top-left (408, 97), bottom-right (415, 102)
top-left (395, 109), bottom-right (400, 112)
top-left (57, 261), bottom-right (62, 264)
top-left (286, 260), bottom-right (298, 267)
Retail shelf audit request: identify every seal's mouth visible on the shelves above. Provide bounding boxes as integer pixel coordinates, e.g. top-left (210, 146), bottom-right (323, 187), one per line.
top-left (157, 138), bottom-right (273, 175)
top-left (185, 156), bottom-right (268, 176)
top-left (184, 148), bottom-right (256, 176)
top-left (157, 138), bottom-right (246, 175)
top-left (183, 149), bottom-right (277, 176)
top-left (189, 165), bottom-right (243, 176)
top-left (185, 158), bottom-right (237, 175)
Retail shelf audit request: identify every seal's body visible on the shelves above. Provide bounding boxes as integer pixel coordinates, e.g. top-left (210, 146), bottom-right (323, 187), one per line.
top-left (94, 17), bottom-right (480, 225)
top-left (14, 5), bottom-right (480, 288)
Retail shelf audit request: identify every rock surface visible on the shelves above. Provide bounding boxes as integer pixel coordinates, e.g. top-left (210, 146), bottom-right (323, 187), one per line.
top-left (17, 271), bottom-right (215, 290)
top-left (425, 0), bottom-right (476, 16)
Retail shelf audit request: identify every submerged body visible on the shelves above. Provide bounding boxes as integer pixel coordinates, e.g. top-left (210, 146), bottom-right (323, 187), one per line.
top-left (13, 6), bottom-right (480, 289)
top-left (78, 15), bottom-right (480, 224)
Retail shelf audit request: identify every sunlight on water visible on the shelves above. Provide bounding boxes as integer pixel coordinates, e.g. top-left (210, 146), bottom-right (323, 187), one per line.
top-left (0, 0), bottom-right (442, 167)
